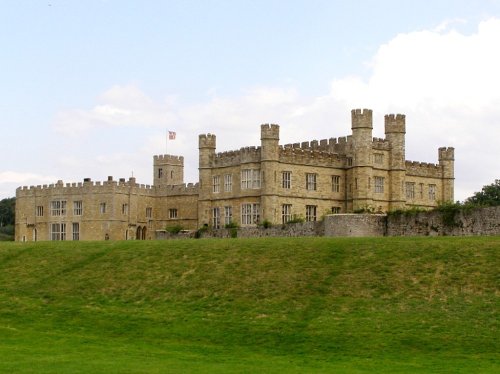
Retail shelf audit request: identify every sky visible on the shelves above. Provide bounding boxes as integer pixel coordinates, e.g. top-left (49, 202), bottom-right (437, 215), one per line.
top-left (1, 0), bottom-right (500, 201)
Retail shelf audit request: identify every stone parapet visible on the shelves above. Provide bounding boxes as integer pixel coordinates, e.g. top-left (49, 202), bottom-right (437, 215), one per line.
top-left (405, 161), bottom-right (441, 178)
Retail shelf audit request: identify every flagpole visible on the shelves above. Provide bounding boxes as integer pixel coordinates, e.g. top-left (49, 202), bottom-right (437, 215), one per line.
top-left (166, 129), bottom-right (168, 155)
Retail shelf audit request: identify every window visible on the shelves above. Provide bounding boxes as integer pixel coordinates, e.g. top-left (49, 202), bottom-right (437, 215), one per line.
top-left (169, 208), bottom-right (178, 219)
top-left (347, 157), bottom-right (353, 166)
top-left (122, 203), bottom-right (129, 215)
top-left (212, 207), bottom-right (221, 229)
top-left (99, 203), bottom-right (106, 214)
top-left (282, 171), bottom-right (291, 189)
top-left (51, 200), bottom-right (66, 216)
top-left (306, 173), bottom-right (317, 191)
top-left (241, 203), bottom-right (260, 225)
top-left (241, 169), bottom-right (261, 189)
top-left (50, 223), bottom-right (66, 241)
top-left (224, 174), bottom-right (232, 192)
top-left (36, 206), bottom-right (44, 217)
top-left (146, 207), bottom-right (153, 218)
top-left (213, 175), bottom-right (220, 193)
top-left (282, 204), bottom-right (292, 224)
top-left (374, 153), bottom-right (384, 164)
top-left (374, 177), bottom-right (385, 193)
top-left (73, 201), bottom-right (82, 216)
top-left (429, 184), bottom-right (436, 200)
top-left (158, 168), bottom-right (163, 179)
top-left (419, 183), bottom-right (424, 199)
top-left (331, 207), bottom-right (341, 214)
top-left (406, 182), bottom-right (415, 199)
top-left (224, 206), bottom-right (233, 225)
top-left (332, 175), bottom-right (340, 192)
top-left (306, 205), bottom-right (317, 222)
top-left (72, 223), bottom-right (80, 241)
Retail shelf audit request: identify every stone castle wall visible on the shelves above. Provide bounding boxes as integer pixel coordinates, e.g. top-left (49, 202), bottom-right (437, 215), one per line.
top-left (386, 206), bottom-right (500, 237)
top-left (158, 206), bottom-right (499, 239)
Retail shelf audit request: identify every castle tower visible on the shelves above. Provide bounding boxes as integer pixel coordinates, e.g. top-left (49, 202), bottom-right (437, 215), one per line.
top-left (198, 134), bottom-right (216, 227)
top-left (153, 155), bottom-right (184, 187)
top-left (439, 147), bottom-right (455, 202)
top-left (351, 109), bottom-right (374, 211)
top-left (385, 114), bottom-right (406, 210)
top-left (260, 124), bottom-right (280, 223)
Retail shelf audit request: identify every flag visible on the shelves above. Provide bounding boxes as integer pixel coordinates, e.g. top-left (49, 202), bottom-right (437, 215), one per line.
top-left (168, 131), bottom-right (176, 140)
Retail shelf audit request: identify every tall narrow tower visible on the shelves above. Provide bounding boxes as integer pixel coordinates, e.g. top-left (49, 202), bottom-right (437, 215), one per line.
top-left (351, 109), bottom-right (374, 211)
top-left (198, 134), bottom-right (216, 227)
top-left (385, 114), bottom-right (406, 210)
top-left (260, 124), bottom-right (280, 223)
top-left (439, 147), bottom-right (455, 202)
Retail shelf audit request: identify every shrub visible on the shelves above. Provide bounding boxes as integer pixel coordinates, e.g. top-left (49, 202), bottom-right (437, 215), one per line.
top-left (261, 220), bottom-right (272, 229)
top-left (286, 215), bottom-right (304, 224)
top-left (353, 205), bottom-right (375, 214)
top-left (224, 221), bottom-right (239, 229)
top-left (166, 225), bottom-right (184, 235)
top-left (387, 207), bottom-right (426, 217)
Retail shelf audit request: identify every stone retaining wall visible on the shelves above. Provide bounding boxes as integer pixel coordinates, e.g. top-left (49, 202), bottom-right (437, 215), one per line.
top-left (156, 206), bottom-right (500, 239)
top-left (386, 206), bottom-right (500, 237)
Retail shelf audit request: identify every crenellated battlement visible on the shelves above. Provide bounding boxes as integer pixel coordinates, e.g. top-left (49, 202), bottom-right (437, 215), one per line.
top-left (213, 146), bottom-right (262, 167)
top-left (154, 154), bottom-right (184, 165)
top-left (156, 182), bottom-right (199, 196)
top-left (372, 137), bottom-right (390, 150)
top-left (279, 147), bottom-right (343, 167)
top-left (199, 133), bottom-right (216, 149)
top-left (438, 147), bottom-right (455, 161)
top-left (384, 114), bottom-right (406, 134)
top-left (405, 160), bottom-right (441, 178)
top-left (261, 123), bottom-right (280, 140)
top-left (16, 177), bottom-right (158, 197)
top-left (351, 108), bottom-right (373, 129)
top-left (282, 136), bottom-right (352, 155)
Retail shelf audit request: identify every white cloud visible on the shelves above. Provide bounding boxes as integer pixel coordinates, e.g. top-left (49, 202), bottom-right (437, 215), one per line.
top-left (40, 18), bottom-right (500, 202)
top-left (0, 172), bottom-right (60, 199)
top-left (53, 84), bottom-right (178, 136)
top-left (0, 171), bottom-right (58, 185)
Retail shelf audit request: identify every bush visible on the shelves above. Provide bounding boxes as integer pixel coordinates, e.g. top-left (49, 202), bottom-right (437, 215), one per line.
top-left (165, 225), bottom-right (184, 235)
top-left (260, 220), bottom-right (272, 229)
top-left (224, 221), bottom-right (239, 229)
top-left (387, 207), bottom-right (426, 217)
top-left (353, 205), bottom-right (375, 214)
top-left (224, 221), bottom-right (239, 238)
top-left (286, 215), bottom-right (304, 224)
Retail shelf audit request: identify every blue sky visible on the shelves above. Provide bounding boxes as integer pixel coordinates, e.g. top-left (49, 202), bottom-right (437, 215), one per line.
top-left (1, 0), bottom-right (500, 200)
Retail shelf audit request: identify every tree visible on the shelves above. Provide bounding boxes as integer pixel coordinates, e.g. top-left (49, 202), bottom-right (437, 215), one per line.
top-left (0, 197), bottom-right (15, 226)
top-left (465, 180), bottom-right (500, 206)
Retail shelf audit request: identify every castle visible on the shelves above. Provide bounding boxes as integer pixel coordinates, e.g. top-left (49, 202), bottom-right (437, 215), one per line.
top-left (15, 109), bottom-right (454, 241)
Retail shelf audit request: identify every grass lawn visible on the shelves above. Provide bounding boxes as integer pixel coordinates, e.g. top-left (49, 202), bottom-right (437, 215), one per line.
top-left (0, 236), bottom-right (498, 373)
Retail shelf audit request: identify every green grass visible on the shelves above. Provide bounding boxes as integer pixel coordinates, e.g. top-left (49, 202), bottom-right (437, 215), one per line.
top-left (0, 236), bottom-right (498, 373)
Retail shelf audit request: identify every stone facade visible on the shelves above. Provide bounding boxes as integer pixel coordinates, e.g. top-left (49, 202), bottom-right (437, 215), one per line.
top-left (15, 108), bottom-right (455, 241)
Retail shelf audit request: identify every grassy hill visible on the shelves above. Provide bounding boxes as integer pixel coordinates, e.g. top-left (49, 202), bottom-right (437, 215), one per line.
top-left (0, 237), bottom-right (498, 373)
